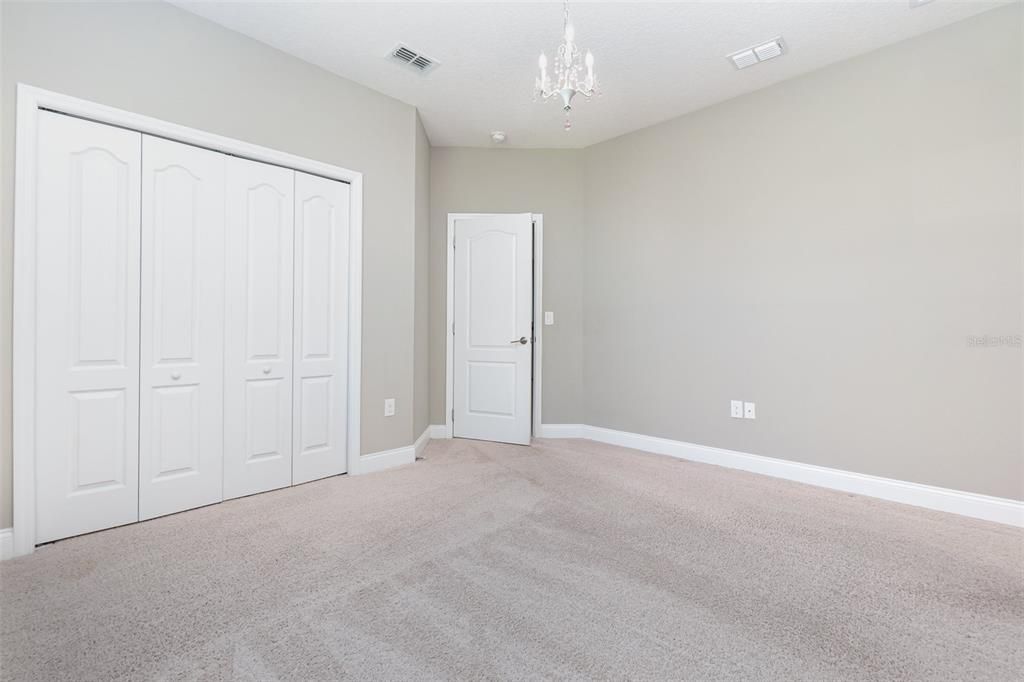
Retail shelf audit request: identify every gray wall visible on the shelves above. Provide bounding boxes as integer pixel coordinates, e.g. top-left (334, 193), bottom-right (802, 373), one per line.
top-left (0, 0), bottom-right (423, 527)
top-left (414, 114), bottom-right (431, 438)
top-left (583, 5), bottom-right (1023, 500)
top-left (429, 148), bottom-right (585, 425)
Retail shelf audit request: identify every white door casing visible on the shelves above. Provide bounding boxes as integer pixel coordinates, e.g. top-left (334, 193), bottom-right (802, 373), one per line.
top-left (33, 112), bottom-right (142, 543)
top-left (292, 172), bottom-right (351, 483)
top-left (452, 214), bottom-right (533, 445)
top-left (139, 136), bottom-right (226, 520)
top-left (224, 156), bottom-right (295, 499)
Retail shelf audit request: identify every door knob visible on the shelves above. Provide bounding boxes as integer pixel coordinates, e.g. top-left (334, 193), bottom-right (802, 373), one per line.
top-left (170, 372), bottom-right (181, 381)
top-left (511, 337), bottom-right (529, 345)
top-left (262, 367), bottom-right (271, 374)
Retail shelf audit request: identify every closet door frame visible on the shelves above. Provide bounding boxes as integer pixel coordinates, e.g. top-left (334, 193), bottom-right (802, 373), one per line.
top-left (11, 84), bottom-right (364, 558)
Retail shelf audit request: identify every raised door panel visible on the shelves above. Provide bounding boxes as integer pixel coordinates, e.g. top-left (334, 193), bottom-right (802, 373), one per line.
top-left (224, 157), bottom-right (295, 499)
top-left (70, 390), bottom-right (128, 493)
top-left (139, 136), bottom-right (226, 520)
top-left (34, 111), bottom-right (141, 543)
top-left (292, 172), bottom-right (350, 484)
top-left (468, 231), bottom-right (518, 348)
top-left (453, 214), bottom-right (533, 445)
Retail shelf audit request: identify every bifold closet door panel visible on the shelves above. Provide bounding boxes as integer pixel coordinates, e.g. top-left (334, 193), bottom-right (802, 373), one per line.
top-left (292, 172), bottom-right (351, 484)
top-left (139, 136), bottom-right (226, 520)
top-left (223, 156), bottom-right (295, 500)
top-left (34, 112), bottom-right (142, 543)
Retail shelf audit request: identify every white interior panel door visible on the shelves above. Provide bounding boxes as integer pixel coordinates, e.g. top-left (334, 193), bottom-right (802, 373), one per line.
top-left (139, 136), bottom-right (226, 520)
top-left (292, 172), bottom-right (350, 484)
top-left (224, 157), bottom-right (295, 500)
top-left (453, 214), bottom-right (533, 445)
top-left (34, 111), bottom-right (142, 543)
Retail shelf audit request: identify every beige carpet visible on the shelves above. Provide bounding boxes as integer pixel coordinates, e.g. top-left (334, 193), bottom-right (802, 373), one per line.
top-left (1, 437), bottom-right (1021, 680)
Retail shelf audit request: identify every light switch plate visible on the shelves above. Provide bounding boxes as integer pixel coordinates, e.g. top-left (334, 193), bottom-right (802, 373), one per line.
top-left (384, 398), bottom-right (396, 417)
top-left (544, 311), bottom-right (554, 325)
top-left (730, 400), bottom-right (744, 418)
top-left (743, 402), bottom-right (756, 419)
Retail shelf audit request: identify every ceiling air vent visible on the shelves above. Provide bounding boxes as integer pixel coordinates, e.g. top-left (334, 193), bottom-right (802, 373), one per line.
top-left (730, 50), bottom-right (759, 70)
top-left (728, 37), bottom-right (786, 70)
top-left (389, 44), bottom-right (439, 75)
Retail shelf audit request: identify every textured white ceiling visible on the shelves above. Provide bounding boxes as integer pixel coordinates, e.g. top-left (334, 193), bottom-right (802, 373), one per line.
top-left (172, 1), bottom-right (1011, 148)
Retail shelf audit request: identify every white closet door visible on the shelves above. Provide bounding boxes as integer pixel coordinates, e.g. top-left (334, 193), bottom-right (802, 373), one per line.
top-left (223, 156), bottom-right (295, 499)
top-left (292, 172), bottom-right (350, 484)
top-left (34, 112), bottom-right (142, 543)
top-left (139, 137), bottom-right (226, 520)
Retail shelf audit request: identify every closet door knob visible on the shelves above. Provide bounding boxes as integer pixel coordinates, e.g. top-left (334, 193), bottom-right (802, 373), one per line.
top-left (262, 367), bottom-right (271, 375)
top-left (170, 372), bottom-right (181, 381)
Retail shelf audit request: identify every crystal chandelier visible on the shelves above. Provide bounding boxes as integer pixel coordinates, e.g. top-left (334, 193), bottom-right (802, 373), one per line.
top-left (534, 0), bottom-right (599, 131)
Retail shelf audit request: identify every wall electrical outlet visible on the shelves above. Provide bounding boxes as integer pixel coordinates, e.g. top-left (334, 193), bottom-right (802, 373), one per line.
top-left (730, 400), bottom-right (744, 418)
top-left (744, 402), bottom-right (756, 419)
top-left (384, 398), bottom-right (396, 417)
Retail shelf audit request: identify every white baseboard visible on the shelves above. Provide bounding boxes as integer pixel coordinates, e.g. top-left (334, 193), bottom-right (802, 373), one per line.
top-left (539, 424), bottom-right (1024, 527)
top-left (429, 424), bottom-right (449, 439)
top-left (355, 425), bottom-right (443, 475)
top-left (537, 423), bottom-right (584, 438)
top-left (0, 528), bottom-right (13, 561)
top-left (356, 419), bottom-right (440, 473)
top-left (355, 443), bottom-right (416, 475)
top-left (413, 425), bottom-right (432, 459)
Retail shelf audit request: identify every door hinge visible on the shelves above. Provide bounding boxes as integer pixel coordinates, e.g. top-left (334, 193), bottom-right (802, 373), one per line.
top-left (451, 408), bottom-right (455, 422)
top-left (452, 321), bottom-right (455, 335)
